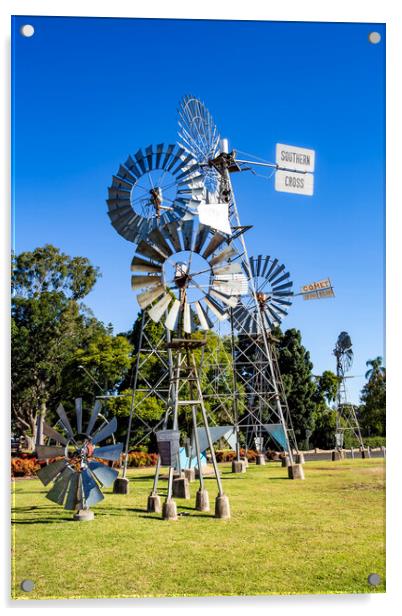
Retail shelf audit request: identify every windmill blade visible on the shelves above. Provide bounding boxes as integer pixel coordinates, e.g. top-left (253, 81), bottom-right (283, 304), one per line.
top-left (194, 300), bottom-right (213, 330)
top-left (81, 468), bottom-right (104, 507)
top-left (36, 445), bottom-right (66, 460)
top-left (268, 263), bottom-right (285, 283)
top-left (210, 289), bottom-right (238, 308)
top-left (88, 461), bottom-right (118, 487)
top-left (116, 164), bottom-right (136, 185)
top-left (165, 300), bottom-right (181, 331)
top-left (145, 144), bottom-right (154, 172)
top-left (46, 466), bottom-right (75, 506)
top-left (42, 423), bottom-right (69, 446)
top-left (148, 293), bottom-right (172, 323)
top-left (272, 297), bottom-right (293, 307)
top-left (94, 442), bottom-right (123, 462)
top-left (194, 224), bottom-right (210, 253)
top-left (56, 403), bottom-right (75, 440)
top-left (202, 233), bottom-right (227, 259)
top-left (166, 146), bottom-right (185, 173)
top-left (265, 258), bottom-right (278, 279)
top-left (208, 244), bottom-right (237, 267)
top-left (256, 255), bottom-right (263, 277)
top-left (134, 148), bottom-right (147, 174)
top-left (131, 256), bottom-right (162, 274)
top-left (272, 281), bottom-right (293, 292)
top-left (86, 400), bottom-right (102, 436)
top-left (92, 416), bottom-right (118, 446)
top-left (111, 175), bottom-right (132, 191)
top-left (271, 302), bottom-right (289, 317)
top-left (75, 398), bottom-right (83, 434)
top-left (149, 228), bottom-right (173, 258)
top-left (124, 155), bottom-right (142, 178)
top-left (183, 300), bottom-right (192, 334)
top-left (262, 311), bottom-right (275, 332)
top-left (137, 284), bottom-right (165, 309)
top-left (64, 471), bottom-right (81, 511)
top-left (271, 271), bottom-right (290, 287)
top-left (204, 296), bottom-right (228, 321)
top-left (249, 256), bottom-right (255, 278)
top-left (136, 240), bottom-right (165, 263)
top-left (161, 144), bottom-right (176, 170)
top-left (165, 221), bottom-right (182, 252)
top-left (181, 218), bottom-right (194, 251)
top-left (131, 275), bottom-right (162, 290)
top-left (37, 458), bottom-right (67, 486)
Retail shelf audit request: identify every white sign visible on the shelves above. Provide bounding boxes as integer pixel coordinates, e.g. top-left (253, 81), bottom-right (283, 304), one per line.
top-left (302, 288), bottom-right (335, 301)
top-left (276, 143), bottom-right (315, 173)
top-left (275, 170), bottom-right (314, 196)
top-left (198, 202), bottom-right (231, 235)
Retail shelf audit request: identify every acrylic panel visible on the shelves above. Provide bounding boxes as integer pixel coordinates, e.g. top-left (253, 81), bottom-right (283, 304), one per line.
top-left (11, 16), bottom-right (385, 600)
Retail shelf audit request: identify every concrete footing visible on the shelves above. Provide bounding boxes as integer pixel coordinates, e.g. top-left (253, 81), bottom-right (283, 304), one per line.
top-left (232, 460), bottom-right (246, 473)
top-left (295, 453), bottom-right (305, 464)
top-left (183, 468), bottom-right (195, 482)
top-left (332, 450), bottom-right (343, 461)
top-left (281, 456), bottom-right (290, 467)
top-left (256, 454), bottom-right (266, 466)
top-left (172, 477), bottom-right (190, 499)
top-left (195, 488), bottom-right (210, 512)
top-left (215, 494), bottom-right (231, 519)
top-left (288, 464), bottom-right (305, 480)
top-left (162, 499), bottom-right (178, 520)
top-left (241, 457), bottom-right (249, 467)
top-left (147, 493), bottom-right (162, 513)
top-left (113, 477), bottom-right (129, 494)
top-left (73, 509), bottom-right (94, 522)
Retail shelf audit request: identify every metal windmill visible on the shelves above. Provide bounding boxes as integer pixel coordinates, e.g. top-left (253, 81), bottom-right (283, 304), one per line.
top-left (177, 94), bottom-right (302, 477)
top-left (132, 218), bottom-right (241, 519)
top-left (333, 331), bottom-right (364, 455)
top-left (35, 399), bottom-right (123, 521)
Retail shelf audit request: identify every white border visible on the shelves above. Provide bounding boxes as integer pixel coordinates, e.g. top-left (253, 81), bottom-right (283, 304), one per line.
top-left (1, 1), bottom-right (401, 615)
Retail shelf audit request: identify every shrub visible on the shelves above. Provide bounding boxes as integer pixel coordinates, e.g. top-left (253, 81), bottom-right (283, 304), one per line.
top-left (11, 457), bottom-right (41, 477)
top-left (126, 451), bottom-right (158, 467)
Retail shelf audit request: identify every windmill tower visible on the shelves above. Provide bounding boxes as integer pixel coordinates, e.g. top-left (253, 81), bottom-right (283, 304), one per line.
top-left (333, 331), bottom-right (364, 459)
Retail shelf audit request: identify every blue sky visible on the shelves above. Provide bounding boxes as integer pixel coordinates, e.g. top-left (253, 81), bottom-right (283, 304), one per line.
top-left (12, 16), bottom-right (385, 403)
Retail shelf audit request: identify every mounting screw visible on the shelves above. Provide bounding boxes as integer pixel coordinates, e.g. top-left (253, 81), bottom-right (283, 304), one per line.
top-left (21, 579), bottom-right (35, 592)
top-left (368, 573), bottom-right (381, 586)
top-left (20, 24), bottom-right (35, 38)
top-left (368, 32), bottom-right (381, 44)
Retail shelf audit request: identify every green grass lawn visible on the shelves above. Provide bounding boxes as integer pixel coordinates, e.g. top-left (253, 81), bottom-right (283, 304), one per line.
top-left (11, 458), bottom-right (385, 600)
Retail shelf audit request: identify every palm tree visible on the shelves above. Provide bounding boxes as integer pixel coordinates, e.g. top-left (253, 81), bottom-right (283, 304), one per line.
top-left (365, 356), bottom-right (385, 380)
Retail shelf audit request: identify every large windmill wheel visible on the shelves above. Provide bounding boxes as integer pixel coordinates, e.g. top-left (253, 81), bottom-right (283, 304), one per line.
top-left (232, 255), bottom-right (293, 334)
top-left (36, 399), bottom-right (123, 514)
top-left (333, 331), bottom-right (353, 374)
top-left (107, 143), bottom-right (205, 243)
top-left (131, 219), bottom-right (247, 333)
top-left (178, 95), bottom-right (221, 194)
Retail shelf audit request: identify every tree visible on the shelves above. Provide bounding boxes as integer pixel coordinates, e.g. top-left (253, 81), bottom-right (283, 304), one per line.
top-left (360, 360), bottom-right (386, 436)
top-left (365, 356), bottom-right (385, 380)
top-left (275, 328), bottom-right (318, 445)
top-left (310, 370), bottom-right (339, 449)
top-left (11, 245), bottom-right (101, 448)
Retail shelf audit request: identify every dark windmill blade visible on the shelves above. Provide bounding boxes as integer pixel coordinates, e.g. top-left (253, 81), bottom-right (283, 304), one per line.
top-left (91, 416), bottom-right (118, 446)
top-left (116, 164), bottom-right (136, 185)
top-left (155, 143), bottom-right (164, 169)
top-left (170, 152), bottom-right (194, 177)
top-left (181, 218), bottom-right (194, 251)
top-left (137, 284), bottom-right (165, 309)
top-left (148, 294), bottom-right (172, 323)
top-left (94, 442), bottom-right (124, 462)
top-left (36, 445), bottom-right (66, 460)
top-left (262, 311), bottom-right (275, 332)
top-left (265, 258), bottom-right (279, 280)
top-left (136, 240), bottom-right (165, 263)
top-left (75, 398), bottom-right (83, 434)
top-left (131, 275), bottom-right (162, 290)
top-left (111, 175), bottom-right (133, 191)
top-left (37, 459), bottom-right (68, 486)
top-left (271, 281), bottom-right (293, 292)
top-left (131, 256), bottom-right (163, 274)
top-left (204, 295), bottom-right (228, 321)
top-left (81, 468), bottom-right (104, 507)
top-left (267, 263), bottom-right (285, 283)
top-left (194, 224), bottom-right (210, 253)
top-left (145, 144), bottom-right (154, 172)
top-left (166, 146), bottom-right (186, 173)
top-left (148, 228), bottom-right (173, 258)
top-left (161, 144), bottom-right (176, 170)
top-left (124, 155), bottom-right (142, 178)
top-left (210, 289), bottom-right (238, 308)
top-left (256, 255), bottom-right (263, 277)
top-left (165, 300), bottom-right (181, 331)
top-left (86, 400), bottom-right (102, 437)
top-left (42, 423), bottom-right (69, 446)
top-left (194, 300), bottom-right (214, 330)
top-left (209, 245), bottom-right (237, 267)
top-left (165, 221), bottom-right (182, 252)
top-left (46, 466), bottom-right (75, 506)
top-left (56, 403), bottom-right (75, 440)
top-left (88, 461), bottom-right (118, 488)
top-left (202, 233), bottom-right (227, 259)
top-left (64, 471), bottom-right (81, 511)
top-left (249, 256), bottom-right (256, 277)
top-left (134, 148), bottom-right (147, 174)
top-left (270, 302), bottom-right (289, 317)
top-left (271, 271), bottom-right (290, 287)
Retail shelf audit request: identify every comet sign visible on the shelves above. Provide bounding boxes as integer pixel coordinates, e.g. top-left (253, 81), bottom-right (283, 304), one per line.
top-left (300, 278), bottom-right (334, 300)
top-left (275, 143), bottom-right (316, 196)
